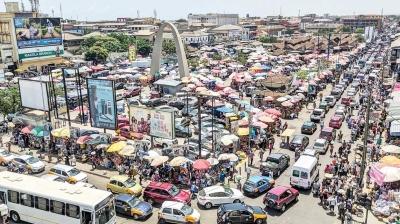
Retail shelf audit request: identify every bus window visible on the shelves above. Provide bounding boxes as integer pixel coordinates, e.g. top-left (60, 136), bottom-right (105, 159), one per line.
top-left (66, 204), bottom-right (80, 219)
top-left (8, 190), bottom-right (19, 204)
top-left (0, 192), bottom-right (5, 204)
top-left (82, 210), bottom-right (92, 224)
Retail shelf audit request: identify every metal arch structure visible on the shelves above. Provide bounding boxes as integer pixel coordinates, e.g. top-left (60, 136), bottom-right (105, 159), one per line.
top-left (150, 22), bottom-right (189, 78)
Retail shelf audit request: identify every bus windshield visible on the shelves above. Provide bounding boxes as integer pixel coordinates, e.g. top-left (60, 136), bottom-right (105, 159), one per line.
top-left (95, 199), bottom-right (115, 224)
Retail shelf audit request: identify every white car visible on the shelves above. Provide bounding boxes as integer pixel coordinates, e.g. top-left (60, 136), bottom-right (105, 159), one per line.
top-left (313, 138), bottom-right (328, 154)
top-left (310, 109), bottom-right (325, 123)
top-left (12, 155), bottom-right (45, 173)
top-left (41, 173), bottom-right (95, 188)
top-left (302, 148), bottom-right (319, 160)
top-left (153, 137), bottom-right (178, 148)
top-left (49, 164), bottom-right (88, 183)
top-left (159, 201), bottom-right (200, 224)
top-left (0, 149), bottom-right (16, 166)
top-left (334, 109), bottom-right (346, 120)
top-left (197, 186), bottom-right (244, 209)
top-left (324, 96), bottom-right (336, 107)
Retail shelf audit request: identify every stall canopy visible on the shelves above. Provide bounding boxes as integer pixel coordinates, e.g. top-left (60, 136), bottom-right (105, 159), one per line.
top-left (390, 120), bottom-right (400, 137)
top-left (216, 106), bottom-right (233, 114)
top-left (382, 145), bottom-right (400, 154)
top-left (281, 128), bottom-right (295, 137)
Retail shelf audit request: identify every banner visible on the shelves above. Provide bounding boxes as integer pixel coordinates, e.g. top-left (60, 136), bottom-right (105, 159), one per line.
top-left (129, 106), bottom-right (175, 139)
top-left (87, 79), bottom-right (117, 130)
top-left (18, 79), bottom-right (49, 111)
top-left (14, 17), bottom-right (63, 61)
top-left (128, 45), bottom-right (137, 62)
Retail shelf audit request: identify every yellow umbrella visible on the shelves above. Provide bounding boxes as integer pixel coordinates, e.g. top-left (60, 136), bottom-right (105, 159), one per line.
top-left (237, 128), bottom-right (249, 136)
top-left (118, 145), bottom-right (136, 156)
top-left (151, 156), bottom-right (169, 167)
top-left (107, 141), bottom-right (127, 153)
top-left (380, 156), bottom-right (400, 166)
top-left (169, 156), bottom-right (189, 166)
top-left (51, 127), bottom-right (70, 138)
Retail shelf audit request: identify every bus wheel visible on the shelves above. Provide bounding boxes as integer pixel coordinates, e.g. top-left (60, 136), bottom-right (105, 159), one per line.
top-left (10, 211), bottom-right (20, 222)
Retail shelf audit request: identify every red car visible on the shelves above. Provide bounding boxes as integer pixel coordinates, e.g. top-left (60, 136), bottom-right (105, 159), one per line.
top-left (329, 115), bottom-right (343, 129)
top-left (263, 186), bottom-right (299, 212)
top-left (116, 126), bottom-right (143, 140)
top-left (143, 181), bottom-right (191, 205)
top-left (123, 87), bottom-right (141, 98)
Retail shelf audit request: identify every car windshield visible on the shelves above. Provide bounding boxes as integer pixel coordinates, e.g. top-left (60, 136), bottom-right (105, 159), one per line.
top-left (67, 168), bottom-right (81, 176)
top-left (224, 188), bottom-right (233, 195)
top-left (325, 97), bottom-right (333, 102)
top-left (313, 110), bottom-right (322, 115)
top-left (266, 157), bottom-right (280, 164)
top-left (168, 185), bottom-right (180, 196)
top-left (124, 178), bottom-right (136, 188)
top-left (244, 181), bottom-right (257, 187)
top-left (127, 197), bottom-right (141, 207)
top-left (267, 193), bottom-right (279, 201)
top-left (314, 142), bottom-right (325, 147)
top-left (26, 157), bottom-right (39, 164)
top-left (181, 204), bottom-right (194, 215)
top-left (292, 137), bottom-right (302, 144)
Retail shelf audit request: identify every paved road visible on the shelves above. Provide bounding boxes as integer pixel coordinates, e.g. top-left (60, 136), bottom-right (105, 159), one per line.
top-left (1, 83), bottom-right (381, 224)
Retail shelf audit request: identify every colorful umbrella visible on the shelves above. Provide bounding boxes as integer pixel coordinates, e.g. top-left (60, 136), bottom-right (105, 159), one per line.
top-left (281, 101), bottom-right (294, 107)
top-left (265, 108), bottom-right (282, 116)
top-left (107, 141), bottom-right (127, 153)
top-left (169, 156), bottom-right (190, 166)
top-left (193, 159), bottom-right (211, 170)
top-left (31, 126), bottom-right (47, 137)
top-left (21, 125), bottom-right (33, 134)
top-left (381, 145), bottom-right (400, 154)
top-left (237, 128), bottom-right (249, 136)
top-left (252, 121), bottom-right (268, 129)
top-left (218, 153), bottom-right (239, 162)
top-left (118, 145), bottom-right (136, 156)
top-left (51, 127), bottom-right (70, 138)
top-left (207, 158), bottom-right (219, 166)
top-left (258, 116), bottom-right (275, 123)
top-left (264, 96), bottom-right (274, 102)
top-left (150, 156), bottom-right (169, 167)
top-left (380, 156), bottom-right (400, 166)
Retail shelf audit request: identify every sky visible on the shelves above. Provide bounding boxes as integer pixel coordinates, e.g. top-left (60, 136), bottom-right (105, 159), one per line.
top-left (1, 0), bottom-right (399, 21)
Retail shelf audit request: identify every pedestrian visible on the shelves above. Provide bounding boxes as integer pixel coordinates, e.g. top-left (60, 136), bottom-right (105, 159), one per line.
top-left (328, 195), bottom-right (336, 214)
top-left (330, 143), bottom-right (334, 157)
top-left (65, 154), bottom-right (70, 166)
top-left (249, 151), bottom-right (254, 166)
top-left (259, 149), bottom-right (264, 162)
top-left (246, 167), bottom-right (251, 180)
top-left (71, 154), bottom-right (76, 166)
top-left (0, 200), bottom-right (8, 224)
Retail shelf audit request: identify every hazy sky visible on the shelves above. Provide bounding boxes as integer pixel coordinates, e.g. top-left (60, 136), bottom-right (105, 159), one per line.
top-left (1, 0), bottom-right (399, 21)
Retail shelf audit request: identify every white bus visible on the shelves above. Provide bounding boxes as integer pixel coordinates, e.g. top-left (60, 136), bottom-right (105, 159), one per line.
top-left (290, 155), bottom-right (319, 189)
top-left (0, 171), bottom-right (116, 224)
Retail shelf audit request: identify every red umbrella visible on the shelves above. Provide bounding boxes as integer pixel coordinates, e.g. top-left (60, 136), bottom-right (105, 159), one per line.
top-left (252, 121), bottom-right (268, 129)
top-left (76, 135), bottom-right (92, 144)
top-left (265, 108), bottom-right (282, 117)
top-left (193, 159), bottom-right (211, 170)
top-left (21, 125), bottom-right (33, 134)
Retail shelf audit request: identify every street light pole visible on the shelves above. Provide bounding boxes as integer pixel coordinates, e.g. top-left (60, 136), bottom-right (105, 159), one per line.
top-left (248, 94), bottom-right (253, 151)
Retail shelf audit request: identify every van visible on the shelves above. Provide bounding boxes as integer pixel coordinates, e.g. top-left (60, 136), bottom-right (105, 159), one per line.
top-left (290, 155), bottom-right (318, 189)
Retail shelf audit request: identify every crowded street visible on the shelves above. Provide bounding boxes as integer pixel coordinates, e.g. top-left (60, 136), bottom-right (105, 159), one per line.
top-left (0, 2), bottom-right (400, 224)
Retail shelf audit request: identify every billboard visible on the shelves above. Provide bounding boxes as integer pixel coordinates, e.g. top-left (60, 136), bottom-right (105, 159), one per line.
top-left (129, 106), bottom-right (175, 139)
top-left (87, 79), bottom-right (117, 130)
top-left (18, 79), bottom-right (49, 111)
top-left (14, 17), bottom-right (64, 61)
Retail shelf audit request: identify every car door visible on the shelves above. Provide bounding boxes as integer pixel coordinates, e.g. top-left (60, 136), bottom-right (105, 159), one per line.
top-left (116, 181), bottom-right (125, 193)
top-left (241, 210), bottom-right (254, 224)
top-left (156, 189), bottom-right (170, 203)
top-left (115, 200), bottom-right (124, 214)
top-left (257, 180), bottom-right (267, 192)
top-left (173, 209), bottom-right (185, 223)
top-left (219, 191), bottom-right (233, 204)
top-left (61, 171), bottom-right (69, 181)
top-left (228, 211), bottom-right (241, 224)
top-left (161, 208), bottom-right (173, 222)
top-left (285, 190), bottom-right (295, 203)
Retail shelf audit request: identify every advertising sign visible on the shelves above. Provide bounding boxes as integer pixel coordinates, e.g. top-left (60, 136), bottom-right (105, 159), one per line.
top-left (14, 17), bottom-right (64, 61)
top-left (129, 106), bottom-right (175, 139)
top-left (18, 79), bottom-right (49, 111)
top-left (87, 79), bottom-right (117, 130)
top-left (128, 45), bottom-right (137, 62)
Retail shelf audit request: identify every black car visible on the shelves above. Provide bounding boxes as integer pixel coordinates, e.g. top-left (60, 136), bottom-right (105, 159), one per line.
top-left (260, 153), bottom-right (290, 177)
top-left (143, 98), bottom-right (168, 107)
top-left (217, 203), bottom-right (267, 224)
top-left (300, 121), bottom-right (317, 135)
top-left (168, 100), bottom-right (185, 110)
top-left (175, 125), bottom-right (192, 138)
top-left (289, 135), bottom-right (310, 151)
top-left (115, 82), bottom-right (125, 90)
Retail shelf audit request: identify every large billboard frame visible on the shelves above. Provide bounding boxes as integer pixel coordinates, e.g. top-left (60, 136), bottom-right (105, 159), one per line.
top-left (18, 78), bottom-right (51, 112)
top-left (86, 78), bottom-right (117, 130)
top-left (129, 105), bottom-right (175, 139)
top-left (13, 17), bottom-right (64, 61)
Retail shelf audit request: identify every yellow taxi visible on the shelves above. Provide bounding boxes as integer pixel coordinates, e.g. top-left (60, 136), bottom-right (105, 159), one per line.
top-left (106, 175), bottom-right (142, 196)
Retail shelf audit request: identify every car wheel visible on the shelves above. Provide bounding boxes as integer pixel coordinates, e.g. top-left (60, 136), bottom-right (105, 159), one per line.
top-left (295, 196), bottom-right (299, 202)
top-left (10, 211), bottom-right (20, 222)
top-left (204, 202), bottom-right (212, 209)
top-left (28, 169), bottom-right (32, 175)
top-left (133, 214), bottom-right (139, 220)
top-left (281, 204), bottom-right (286, 212)
top-left (159, 218), bottom-right (166, 224)
top-left (233, 199), bottom-right (241, 203)
top-left (255, 218), bottom-right (264, 224)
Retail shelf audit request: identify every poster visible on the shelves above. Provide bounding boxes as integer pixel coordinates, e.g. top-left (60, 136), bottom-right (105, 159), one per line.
top-left (128, 45), bottom-right (137, 62)
top-left (87, 79), bottom-right (117, 130)
top-left (18, 79), bottom-right (49, 111)
top-left (129, 106), bottom-right (175, 139)
top-left (14, 17), bottom-right (63, 61)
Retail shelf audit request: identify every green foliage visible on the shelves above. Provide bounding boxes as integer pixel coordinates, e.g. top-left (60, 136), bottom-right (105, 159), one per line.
top-left (258, 35), bottom-right (278, 43)
top-left (236, 51), bottom-right (248, 65)
top-left (355, 28), bottom-right (365, 34)
top-left (188, 58), bottom-right (199, 68)
top-left (136, 38), bottom-right (152, 56)
top-left (85, 46), bottom-right (109, 63)
top-left (356, 34), bottom-right (365, 43)
top-left (162, 39), bottom-right (176, 55)
top-left (0, 87), bottom-right (21, 116)
top-left (341, 26), bottom-right (351, 33)
top-left (296, 69), bottom-right (309, 80)
top-left (212, 53), bottom-right (222, 60)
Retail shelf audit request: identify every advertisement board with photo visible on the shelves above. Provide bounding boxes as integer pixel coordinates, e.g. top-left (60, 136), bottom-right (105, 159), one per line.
top-left (129, 106), bottom-right (175, 139)
top-left (87, 79), bottom-right (117, 130)
top-left (18, 79), bottom-right (49, 111)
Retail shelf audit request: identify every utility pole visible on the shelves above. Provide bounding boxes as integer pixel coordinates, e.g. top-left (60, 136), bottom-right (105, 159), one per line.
top-left (197, 96), bottom-right (202, 159)
top-left (61, 68), bottom-right (71, 127)
top-left (248, 94), bottom-right (253, 151)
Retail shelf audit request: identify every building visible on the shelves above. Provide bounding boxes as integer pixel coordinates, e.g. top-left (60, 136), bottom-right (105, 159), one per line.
top-left (188, 13), bottom-right (239, 27)
top-left (63, 33), bottom-right (84, 50)
top-left (390, 36), bottom-right (400, 74)
top-left (341, 15), bottom-right (382, 30)
top-left (180, 30), bottom-right (212, 45)
top-left (209, 24), bottom-right (248, 42)
top-left (126, 24), bottom-right (157, 32)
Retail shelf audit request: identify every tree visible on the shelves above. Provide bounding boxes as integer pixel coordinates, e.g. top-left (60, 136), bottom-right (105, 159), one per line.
top-left (236, 51), bottom-right (248, 65)
top-left (0, 87), bottom-right (21, 117)
top-left (296, 69), bottom-right (309, 80)
top-left (341, 26), bottom-right (351, 33)
top-left (85, 46), bottom-right (109, 63)
top-left (162, 39), bottom-right (176, 55)
top-left (136, 38), bottom-right (152, 56)
top-left (188, 58), bottom-right (199, 69)
top-left (258, 35), bottom-right (278, 43)
top-left (212, 53), bottom-right (222, 60)
top-left (355, 28), bottom-right (364, 34)
top-left (356, 34), bottom-right (365, 43)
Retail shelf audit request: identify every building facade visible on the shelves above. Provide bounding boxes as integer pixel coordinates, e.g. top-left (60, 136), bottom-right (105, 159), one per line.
top-left (341, 15), bottom-right (382, 30)
top-left (188, 13), bottom-right (239, 27)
